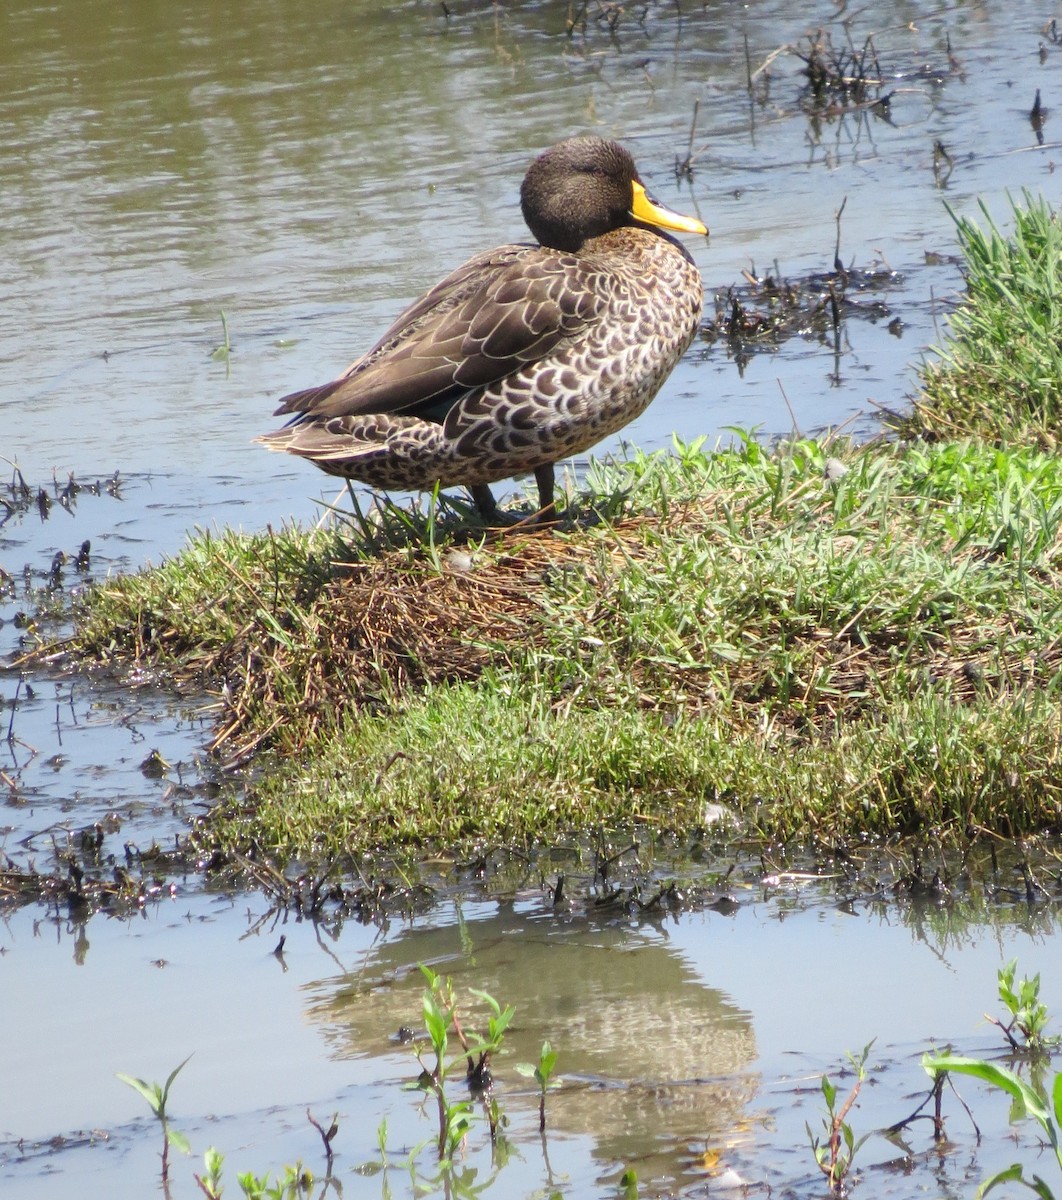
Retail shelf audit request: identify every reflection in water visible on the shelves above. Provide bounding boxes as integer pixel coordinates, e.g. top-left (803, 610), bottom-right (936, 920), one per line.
top-left (4, 882), bottom-right (1062, 1198)
top-left (305, 902), bottom-right (756, 1187)
top-left (294, 866), bottom-right (1062, 1191)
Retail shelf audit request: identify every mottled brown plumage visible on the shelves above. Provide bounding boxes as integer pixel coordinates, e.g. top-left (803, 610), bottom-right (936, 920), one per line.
top-left (258, 136), bottom-right (707, 519)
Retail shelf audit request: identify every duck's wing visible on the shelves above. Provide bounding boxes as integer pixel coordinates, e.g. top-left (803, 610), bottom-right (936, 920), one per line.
top-left (273, 244), bottom-right (607, 422)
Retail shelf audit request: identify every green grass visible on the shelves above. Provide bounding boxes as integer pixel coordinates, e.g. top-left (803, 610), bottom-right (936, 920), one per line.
top-left (210, 684), bottom-right (1062, 862)
top-left (54, 193), bottom-right (1062, 863)
top-left (909, 192), bottom-right (1062, 446)
top-left (69, 433), bottom-right (1062, 858)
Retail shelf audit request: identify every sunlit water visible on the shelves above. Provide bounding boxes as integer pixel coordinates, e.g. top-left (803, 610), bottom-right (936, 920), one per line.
top-left (2, 885), bottom-right (1060, 1199)
top-left (4, 1), bottom-right (1062, 1196)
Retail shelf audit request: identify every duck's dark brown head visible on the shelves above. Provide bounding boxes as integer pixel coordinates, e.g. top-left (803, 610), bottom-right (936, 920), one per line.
top-left (519, 136), bottom-right (707, 253)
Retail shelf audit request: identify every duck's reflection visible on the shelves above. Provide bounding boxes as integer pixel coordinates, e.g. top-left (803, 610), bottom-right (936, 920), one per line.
top-left (303, 902), bottom-right (757, 1183)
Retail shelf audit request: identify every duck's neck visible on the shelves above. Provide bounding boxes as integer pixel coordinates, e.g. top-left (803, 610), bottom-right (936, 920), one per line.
top-left (621, 221), bottom-right (697, 264)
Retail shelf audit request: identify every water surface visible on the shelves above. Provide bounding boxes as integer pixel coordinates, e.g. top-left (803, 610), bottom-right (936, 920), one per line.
top-left (5, 0), bottom-right (1060, 490)
top-left (3, 879), bottom-right (1059, 1199)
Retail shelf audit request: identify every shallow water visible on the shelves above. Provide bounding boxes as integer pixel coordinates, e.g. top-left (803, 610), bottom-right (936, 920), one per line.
top-left (3, 879), bottom-right (1061, 1199)
top-left (4, 1), bottom-right (1062, 1196)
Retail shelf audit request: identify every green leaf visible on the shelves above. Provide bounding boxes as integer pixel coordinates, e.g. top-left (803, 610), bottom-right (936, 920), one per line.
top-left (167, 1127), bottom-right (192, 1156)
top-left (422, 995), bottom-right (448, 1054)
top-left (115, 1073), bottom-right (162, 1115)
top-left (974, 1165), bottom-right (1017, 1200)
top-left (238, 1169), bottom-right (271, 1198)
top-left (538, 1056), bottom-right (558, 1083)
top-left (977, 1163), bottom-right (1056, 1200)
top-left (924, 1054), bottom-right (1052, 1134)
top-left (162, 1054), bottom-right (194, 1103)
top-left (469, 987), bottom-right (502, 1018)
top-left (1027, 1175), bottom-right (1059, 1200)
top-left (999, 961), bottom-right (1019, 1012)
top-left (490, 1005), bottom-right (517, 1041)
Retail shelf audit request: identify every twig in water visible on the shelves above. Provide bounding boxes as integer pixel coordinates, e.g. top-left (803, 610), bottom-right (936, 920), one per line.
top-left (833, 195), bottom-right (848, 277)
top-left (676, 99), bottom-right (700, 178)
top-left (307, 1109), bottom-right (339, 1170)
top-left (6, 678), bottom-right (20, 743)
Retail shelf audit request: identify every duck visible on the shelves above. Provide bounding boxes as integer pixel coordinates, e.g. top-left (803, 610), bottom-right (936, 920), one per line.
top-left (258, 135), bottom-right (707, 521)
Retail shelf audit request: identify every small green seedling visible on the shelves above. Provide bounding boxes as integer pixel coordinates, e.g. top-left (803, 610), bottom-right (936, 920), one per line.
top-left (211, 310), bottom-right (232, 363)
top-left (467, 986), bottom-right (516, 1087)
top-left (194, 1147), bottom-right (224, 1198)
top-left (806, 1041), bottom-right (874, 1194)
top-left (516, 1040), bottom-right (560, 1132)
top-left (619, 1166), bottom-right (639, 1199)
top-left (195, 1144), bottom-right (322, 1200)
top-left (235, 1162), bottom-right (312, 1199)
top-left (993, 960), bottom-right (1060, 1055)
top-left (923, 1052), bottom-right (1062, 1199)
top-left (409, 966), bottom-right (516, 1161)
top-left (413, 967), bottom-right (475, 1160)
top-left (116, 1054), bottom-right (193, 1183)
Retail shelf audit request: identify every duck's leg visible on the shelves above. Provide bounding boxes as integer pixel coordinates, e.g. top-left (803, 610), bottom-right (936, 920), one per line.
top-left (470, 483), bottom-right (499, 520)
top-left (534, 464), bottom-right (557, 520)
top-left (469, 469), bottom-right (556, 525)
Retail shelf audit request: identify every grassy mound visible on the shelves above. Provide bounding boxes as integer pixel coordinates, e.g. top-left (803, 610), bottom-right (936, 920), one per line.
top-left (67, 430), bottom-right (1062, 856)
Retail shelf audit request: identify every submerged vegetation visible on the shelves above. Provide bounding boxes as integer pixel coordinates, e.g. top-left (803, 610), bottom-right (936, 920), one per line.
top-left (20, 193), bottom-right (1062, 869)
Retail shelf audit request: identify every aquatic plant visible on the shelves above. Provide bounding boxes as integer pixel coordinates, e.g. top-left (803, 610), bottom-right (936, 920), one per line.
top-left (920, 958), bottom-right (1062, 1197)
top-left (116, 1054), bottom-right (193, 1185)
top-left (360, 971), bottom-right (524, 1197)
top-left (516, 1040), bottom-right (559, 1133)
top-left (117, 1061), bottom-right (323, 1199)
top-left (195, 1148), bottom-right (314, 1200)
top-left (412, 965), bottom-right (515, 1161)
top-left (922, 1052), bottom-right (1062, 1199)
top-left (361, 1118), bottom-right (405, 1195)
top-left (194, 1147), bottom-right (225, 1198)
top-left (619, 1167), bottom-right (640, 1198)
top-left (992, 959), bottom-right (1060, 1055)
top-left (233, 1163), bottom-right (313, 1200)
top-left (806, 1041), bottom-right (874, 1194)
top-left (211, 309), bottom-right (232, 365)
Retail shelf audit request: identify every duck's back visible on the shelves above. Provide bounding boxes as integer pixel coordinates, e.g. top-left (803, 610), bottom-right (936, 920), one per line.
top-left (274, 226), bottom-right (700, 442)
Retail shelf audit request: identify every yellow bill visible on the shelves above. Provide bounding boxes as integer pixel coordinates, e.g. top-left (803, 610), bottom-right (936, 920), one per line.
top-left (631, 179), bottom-right (708, 237)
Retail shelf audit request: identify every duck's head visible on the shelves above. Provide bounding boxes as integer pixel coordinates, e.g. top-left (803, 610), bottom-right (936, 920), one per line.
top-left (519, 135), bottom-right (708, 253)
